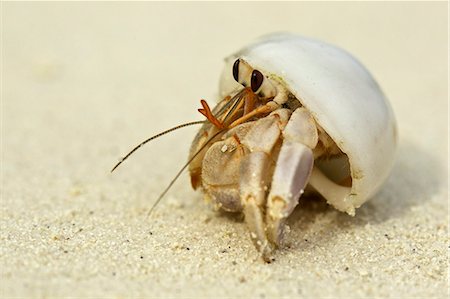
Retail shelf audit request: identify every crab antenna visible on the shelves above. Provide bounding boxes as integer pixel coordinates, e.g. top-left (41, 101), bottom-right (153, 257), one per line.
top-left (111, 120), bottom-right (206, 173)
top-left (147, 129), bottom-right (224, 218)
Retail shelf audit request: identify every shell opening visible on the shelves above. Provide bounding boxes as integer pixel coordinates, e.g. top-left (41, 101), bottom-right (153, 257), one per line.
top-left (309, 153), bottom-right (355, 215)
top-left (315, 155), bottom-right (352, 187)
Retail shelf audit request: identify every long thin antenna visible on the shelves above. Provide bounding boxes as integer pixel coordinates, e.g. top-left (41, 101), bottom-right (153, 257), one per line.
top-left (111, 120), bottom-right (205, 173)
top-left (146, 129), bottom-right (224, 218)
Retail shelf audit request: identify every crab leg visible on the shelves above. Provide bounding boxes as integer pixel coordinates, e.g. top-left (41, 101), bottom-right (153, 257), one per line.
top-left (266, 108), bottom-right (318, 246)
top-left (229, 101), bottom-right (279, 128)
top-left (240, 152), bottom-right (272, 257)
top-left (239, 109), bottom-right (291, 260)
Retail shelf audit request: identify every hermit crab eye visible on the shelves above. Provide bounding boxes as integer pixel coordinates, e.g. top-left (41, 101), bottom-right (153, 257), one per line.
top-left (232, 59), bottom-right (240, 82)
top-left (251, 70), bottom-right (264, 93)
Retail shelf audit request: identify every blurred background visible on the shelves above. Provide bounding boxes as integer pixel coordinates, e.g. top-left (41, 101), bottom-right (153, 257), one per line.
top-left (3, 2), bottom-right (447, 180)
top-left (2, 2), bottom-right (448, 298)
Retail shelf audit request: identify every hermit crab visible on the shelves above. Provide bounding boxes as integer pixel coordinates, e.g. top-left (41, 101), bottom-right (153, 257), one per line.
top-left (112, 33), bottom-right (397, 261)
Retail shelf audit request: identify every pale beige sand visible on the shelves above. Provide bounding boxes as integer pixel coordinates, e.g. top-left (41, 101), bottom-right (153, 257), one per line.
top-left (1, 2), bottom-right (448, 298)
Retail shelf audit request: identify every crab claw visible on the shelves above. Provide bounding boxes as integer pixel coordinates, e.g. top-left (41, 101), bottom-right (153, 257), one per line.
top-left (266, 141), bottom-right (314, 245)
top-left (265, 107), bottom-right (317, 246)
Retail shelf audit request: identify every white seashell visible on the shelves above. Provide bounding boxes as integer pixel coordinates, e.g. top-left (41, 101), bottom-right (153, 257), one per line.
top-left (219, 33), bottom-right (397, 215)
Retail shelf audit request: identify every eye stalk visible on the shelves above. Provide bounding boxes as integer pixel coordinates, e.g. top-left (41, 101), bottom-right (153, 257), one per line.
top-left (231, 58), bottom-right (276, 99)
top-left (231, 58), bottom-right (252, 87)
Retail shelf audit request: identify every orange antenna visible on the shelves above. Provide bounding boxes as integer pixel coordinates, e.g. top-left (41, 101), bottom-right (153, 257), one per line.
top-left (198, 99), bottom-right (224, 129)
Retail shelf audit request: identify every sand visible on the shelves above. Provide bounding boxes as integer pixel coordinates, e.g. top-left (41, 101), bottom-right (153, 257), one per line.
top-left (1, 2), bottom-right (448, 298)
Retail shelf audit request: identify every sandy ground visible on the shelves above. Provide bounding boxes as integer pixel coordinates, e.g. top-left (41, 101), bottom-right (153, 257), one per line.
top-left (1, 2), bottom-right (448, 298)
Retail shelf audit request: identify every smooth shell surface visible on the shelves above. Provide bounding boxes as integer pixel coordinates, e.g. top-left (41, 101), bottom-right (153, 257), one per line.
top-left (219, 34), bottom-right (397, 213)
